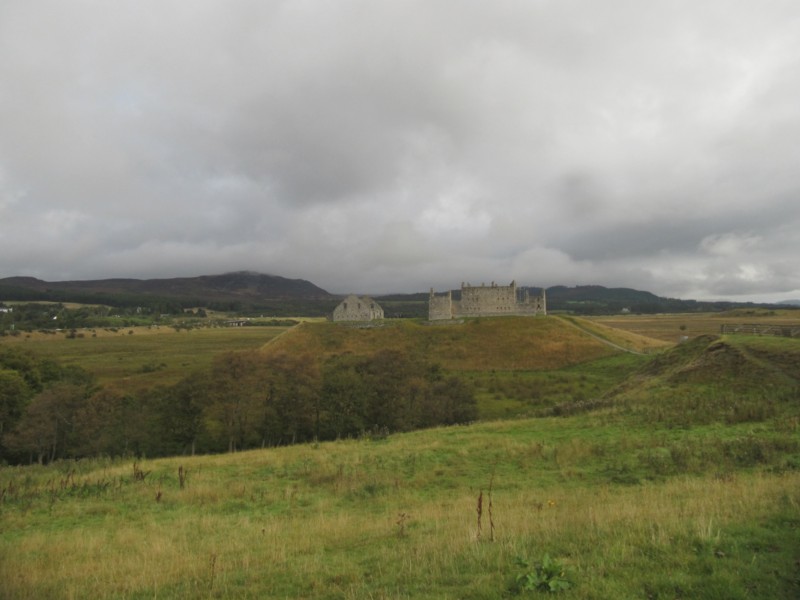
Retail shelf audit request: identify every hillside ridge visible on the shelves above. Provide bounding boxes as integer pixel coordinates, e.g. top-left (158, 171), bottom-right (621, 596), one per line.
top-left (0, 272), bottom-right (336, 314)
top-left (263, 316), bottom-right (625, 371)
top-left (2, 272), bottom-right (793, 315)
top-left (591, 334), bottom-right (800, 425)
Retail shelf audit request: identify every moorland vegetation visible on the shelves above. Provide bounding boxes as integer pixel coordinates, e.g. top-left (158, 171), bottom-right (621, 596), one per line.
top-left (1, 310), bottom-right (799, 597)
top-left (0, 314), bottom-right (681, 463)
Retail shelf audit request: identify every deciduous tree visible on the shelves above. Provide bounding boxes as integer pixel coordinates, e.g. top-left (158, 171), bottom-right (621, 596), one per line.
top-left (5, 383), bottom-right (87, 463)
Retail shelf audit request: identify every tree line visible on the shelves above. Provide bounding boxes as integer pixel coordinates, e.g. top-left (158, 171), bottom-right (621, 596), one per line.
top-left (0, 347), bottom-right (476, 464)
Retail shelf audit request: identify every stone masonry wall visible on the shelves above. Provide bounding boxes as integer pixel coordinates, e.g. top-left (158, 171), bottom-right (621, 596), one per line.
top-left (428, 289), bottom-right (454, 320)
top-left (429, 281), bottom-right (546, 320)
top-left (333, 295), bottom-right (384, 322)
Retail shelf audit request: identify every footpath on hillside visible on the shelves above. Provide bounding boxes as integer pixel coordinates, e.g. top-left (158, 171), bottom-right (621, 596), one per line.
top-left (553, 315), bottom-right (648, 355)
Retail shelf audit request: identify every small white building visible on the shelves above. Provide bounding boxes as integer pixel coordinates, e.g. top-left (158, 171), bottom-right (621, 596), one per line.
top-left (225, 319), bottom-right (249, 327)
top-left (332, 295), bottom-right (384, 322)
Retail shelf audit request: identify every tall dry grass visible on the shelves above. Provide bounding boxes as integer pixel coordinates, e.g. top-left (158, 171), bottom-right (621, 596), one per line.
top-left (2, 426), bottom-right (798, 598)
top-left (266, 318), bottom-right (619, 372)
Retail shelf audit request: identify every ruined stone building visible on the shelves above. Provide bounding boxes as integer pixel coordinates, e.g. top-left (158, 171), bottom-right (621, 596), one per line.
top-left (428, 281), bottom-right (546, 320)
top-left (332, 295), bottom-right (384, 322)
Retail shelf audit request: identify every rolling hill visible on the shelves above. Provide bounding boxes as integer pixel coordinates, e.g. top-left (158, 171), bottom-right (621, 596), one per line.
top-left (592, 333), bottom-right (800, 426)
top-left (2, 320), bottom-right (799, 597)
top-left (0, 271), bottom-right (338, 315)
top-left (2, 271), bottom-right (793, 317)
top-left (0, 271), bottom-right (332, 300)
top-left (262, 315), bottom-right (665, 371)
top-left (377, 284), bottom-right (790, 317)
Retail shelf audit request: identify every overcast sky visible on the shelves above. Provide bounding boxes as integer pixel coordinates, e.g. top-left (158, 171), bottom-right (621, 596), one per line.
top-left (2, 1), bottom-right (799, 301)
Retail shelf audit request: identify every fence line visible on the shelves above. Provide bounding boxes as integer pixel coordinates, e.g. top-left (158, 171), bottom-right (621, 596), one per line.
top-left (720, 323), bottom-right (800, 338)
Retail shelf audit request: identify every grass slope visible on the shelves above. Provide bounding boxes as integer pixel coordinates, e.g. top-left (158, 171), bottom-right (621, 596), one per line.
top-left (555, 315), bottom-right (671, 353)
top-left (0, 326), bottom-right (290, 392)
top-left (1, 415), bottom-right (798, 599)
top-left (604, 334), bottom-right (800, 427)
top-left (260, 317), bottom-right (662, 422)
top-left (590, 309), bottom-right (800, 343)
top-left (2, 317), bottom-right (800, 597)
top-left (266, 317), bottom-right (621, 372)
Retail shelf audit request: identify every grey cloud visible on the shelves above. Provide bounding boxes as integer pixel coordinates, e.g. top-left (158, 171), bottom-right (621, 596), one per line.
top-left (2, 1), bottom-right (800, 301)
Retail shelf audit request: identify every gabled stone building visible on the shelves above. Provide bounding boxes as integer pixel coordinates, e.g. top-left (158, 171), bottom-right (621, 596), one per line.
top-left (429, 280), bottom-right (546, 320)
top-left (332, 295), bottom-right (384, 322)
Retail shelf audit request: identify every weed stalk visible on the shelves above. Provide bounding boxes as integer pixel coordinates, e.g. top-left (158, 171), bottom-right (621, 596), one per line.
top-left (476, 490), bottom-right (483, 540)
top-left (209, 553), bottom-right (217, 590)
top-left (488, 473), bottom-right (495, 542)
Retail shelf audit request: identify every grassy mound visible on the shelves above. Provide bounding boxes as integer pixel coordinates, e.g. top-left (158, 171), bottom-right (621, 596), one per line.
top-left (261, 317), bottom-right (643, 423)
top-left (606, 335), bottom-right (800, 426)
top-left (264, 317), bottom-right (619, 371)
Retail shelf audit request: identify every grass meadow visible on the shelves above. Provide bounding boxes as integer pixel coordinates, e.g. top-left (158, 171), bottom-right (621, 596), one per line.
top-left (589, 309), bottom-right (800, 343)
top-left (2, 312), bottom-right (800, 598)
top-left (266, 317), bottom-right (637, 371)
top-left (1, 416), bottom-right (798, 599)
top-left (0, 326), bottom-right (291, 392)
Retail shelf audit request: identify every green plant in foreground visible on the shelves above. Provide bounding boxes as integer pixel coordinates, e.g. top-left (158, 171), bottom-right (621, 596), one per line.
top-left (511, 554), bottom-right (571, 594)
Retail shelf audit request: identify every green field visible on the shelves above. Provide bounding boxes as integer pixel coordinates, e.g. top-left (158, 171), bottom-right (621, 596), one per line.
top-left (1, 415), bottom-right (798, 598)
top-left (1, 314), bottom-right (800, 598)
top-left (590, 309), bottom-right (800, 343)
top-left (0, 326), bottom-right (290, 392)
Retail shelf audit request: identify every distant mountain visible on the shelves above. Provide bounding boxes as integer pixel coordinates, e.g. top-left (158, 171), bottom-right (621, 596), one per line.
top-left (546, 285), bottom-right (658, 307)
top-left (778, 299), bottom-right (800, 306)
top-left (543, 285), bottom-right (775, 314)
top-left (377, 284), bottom-right (788, 317)
top-left (0, 272), bottom-right (337, 315)
top-left (1, 274), bottom-right (793, 317)
top-left (0, 271), bottom-right (332, 298)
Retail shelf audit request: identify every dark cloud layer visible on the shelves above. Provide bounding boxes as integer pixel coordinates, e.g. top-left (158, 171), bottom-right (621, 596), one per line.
top-left (2, 1), bottom-right (800, 301)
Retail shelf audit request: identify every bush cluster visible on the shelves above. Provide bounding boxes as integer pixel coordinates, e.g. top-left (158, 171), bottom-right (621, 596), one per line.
top-left (1, 347), bottom-right (477, 463)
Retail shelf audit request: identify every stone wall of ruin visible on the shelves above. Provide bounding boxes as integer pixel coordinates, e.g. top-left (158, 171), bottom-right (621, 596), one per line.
top-left (428, 289), bottom-right (454, 320)
top-left (428, 281), bottom-right (546, 320)
top-left (333, 295), bottom-right (384, 322)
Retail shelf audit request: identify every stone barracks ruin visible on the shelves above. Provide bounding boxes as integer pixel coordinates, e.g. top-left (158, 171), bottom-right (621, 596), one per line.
top-left (428, 280), bottom-right (547, 320)
top-left (332, 295), bottom-right (384, 322)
